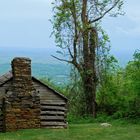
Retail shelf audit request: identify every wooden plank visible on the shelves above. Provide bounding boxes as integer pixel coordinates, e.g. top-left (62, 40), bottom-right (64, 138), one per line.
top-left (0, 116), bottom-right (3, 120)
top-left (4, 72), bottom-right (12, 79)
top-left (40, 99), bottom-right (65, 103)
top-left (0, 99), bottom-right (3, 103)
top-left (33, 83), bottom-right (64, 100)
top-left (40, 100), bottom-right (66, 105)
top-left (41, 111), bottom-right (65, 115)
top-left (40, 115), bottom-right (65, 120)
top-left (0, 76), bottom-right (8, 83)
top-left (42, 126), bottom-right (66, 128)
top-left (0, 127), bottom-right (3, 132)
top-left (0, 73), bottom-right (12, 86)
top-left (40, 95), bottom-right (62, 101)
top-left (41, 106), bottom-right (66, 111)
top-left (41, 121), bottom-right (66, 126)
top-left (33, 80), bottom-right (67, 101)
top-left (40, 93), bottom-right (62, 98)
top-left (0, 121), bottom-right (3, 125)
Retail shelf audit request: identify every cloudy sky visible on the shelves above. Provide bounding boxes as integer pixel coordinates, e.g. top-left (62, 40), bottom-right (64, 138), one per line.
top-left (0, 0), bottom-right (139, 65)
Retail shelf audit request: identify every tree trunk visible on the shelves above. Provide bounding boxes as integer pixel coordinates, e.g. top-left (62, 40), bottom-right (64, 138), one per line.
top-left (82, 70), bottom-right (96, 117)
top-left (81, 28), bottom-right (97, 117)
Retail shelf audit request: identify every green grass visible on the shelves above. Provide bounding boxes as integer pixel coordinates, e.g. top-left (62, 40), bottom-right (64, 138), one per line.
top-left (0, 122), bottom-right (140, 140)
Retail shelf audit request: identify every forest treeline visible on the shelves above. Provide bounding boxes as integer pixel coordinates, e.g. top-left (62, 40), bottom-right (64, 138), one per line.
top-left (42, 50), bottom-right (140, 120)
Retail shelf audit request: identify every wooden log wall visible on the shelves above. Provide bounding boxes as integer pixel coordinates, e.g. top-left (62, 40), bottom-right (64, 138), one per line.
top-left (40, 100), bottom-right (67, 128)
top-left (33, 80), bottom-right (68, 128)
top-left (0, 99), bottom-right (4, 132)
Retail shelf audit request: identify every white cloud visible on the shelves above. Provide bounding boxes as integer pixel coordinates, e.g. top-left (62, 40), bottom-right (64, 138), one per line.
top-left (102, 0), bottom-right (140, 38)
top-left (113, 0), bottom-right (140, 37)
top-left (115, 26), bottom-right (140, 37)
top-left (0, 0), bottom-right (53, 20)
top-left (125, 0), bottom-right (140, 23)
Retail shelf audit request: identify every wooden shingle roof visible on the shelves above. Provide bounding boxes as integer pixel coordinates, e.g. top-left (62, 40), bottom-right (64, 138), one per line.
top-left (0, 71), bottom-right (67, 101)
top-left (0, 71), bottom-right (12, 86)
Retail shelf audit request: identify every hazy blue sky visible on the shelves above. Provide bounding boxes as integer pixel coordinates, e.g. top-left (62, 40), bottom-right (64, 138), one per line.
top-left (0, 0), bottom-right (139, 65)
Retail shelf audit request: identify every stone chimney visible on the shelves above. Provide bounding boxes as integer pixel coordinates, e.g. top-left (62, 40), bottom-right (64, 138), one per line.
top-left (5, 57), bottom-right (40, 131)
top-left (12, 57), bottom-right (33, 96)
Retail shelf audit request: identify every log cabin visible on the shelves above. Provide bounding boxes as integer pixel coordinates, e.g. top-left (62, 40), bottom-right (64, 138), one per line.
top-left (0, 57), bottom-right (68, 132)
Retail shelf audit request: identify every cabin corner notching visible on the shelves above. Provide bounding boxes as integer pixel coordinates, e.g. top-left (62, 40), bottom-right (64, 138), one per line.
top-left (0, 57), bottom-right (68, 132)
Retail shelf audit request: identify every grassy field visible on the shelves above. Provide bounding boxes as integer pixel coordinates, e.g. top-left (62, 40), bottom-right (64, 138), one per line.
top-left (0, 122), bottom-right (140, 140)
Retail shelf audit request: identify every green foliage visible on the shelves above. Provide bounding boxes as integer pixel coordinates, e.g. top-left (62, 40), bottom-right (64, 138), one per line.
top-left (121, 50), bottom-right (140, 118)
top-left (39, 50), bottom-right (140, 120)
top-left (66, 67), bottom-right (87, 116)
top-left (97, 50), bottom-right (140, 119)
top-left (96, 55), bottom-right (121, 115)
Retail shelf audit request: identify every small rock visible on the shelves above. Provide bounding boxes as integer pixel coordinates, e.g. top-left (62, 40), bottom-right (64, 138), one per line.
top-left (100, 123), bottom-right (112, 127)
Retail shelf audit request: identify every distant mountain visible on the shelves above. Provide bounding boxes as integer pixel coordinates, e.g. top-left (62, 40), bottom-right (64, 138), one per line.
top-left (0, 46), bottom-right (133, 85)
top-left (0, 63), bottom-right (70, 86)
top-left (0, 46), bottom-right (132, 66)
top-left (0, 47), bottom-right (72, 85)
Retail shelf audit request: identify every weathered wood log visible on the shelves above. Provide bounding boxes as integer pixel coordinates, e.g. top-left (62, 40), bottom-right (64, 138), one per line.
top-left (0, 116), bottom-right (3, 120)
top-left (40, 115), bottom-right (65, 120)
top-left (41, 121), bottom-right (66, 126)
top-left (40, 96), bottom-right (62, 100)
top-left (41, 106), bottom-right (67, 111)
top-left (40, 100), bottom-right (66, 105)
top-left (0, 121), bottom-right (3, 125)
top-left (33, 82), bottom-right (64, 101)
top-left (42, 126), bottom-right (66, 128)
top-left (41, 111), bottom-right (65, 115)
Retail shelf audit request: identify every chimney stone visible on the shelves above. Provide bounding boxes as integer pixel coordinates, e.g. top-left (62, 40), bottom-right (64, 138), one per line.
top-left (4, 57), bottom-right (40, 131)
top-left (12, 57), bottom-right (33, 96)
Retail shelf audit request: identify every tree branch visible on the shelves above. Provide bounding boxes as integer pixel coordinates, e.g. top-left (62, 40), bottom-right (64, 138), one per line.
top-left (51, 55), bottom-right (72, 63)
top-left (51, 54), bottom-right (82, 72)
top-left (68, 47), bottom-right (74, 59)
top-left (90, 0), bottom-right (119, 23)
